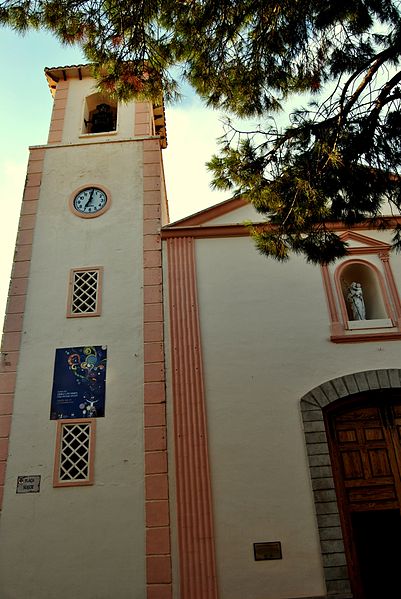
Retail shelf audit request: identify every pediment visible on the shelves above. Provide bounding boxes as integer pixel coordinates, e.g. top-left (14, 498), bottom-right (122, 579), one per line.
top-left (166, 196), bottom-right (258, 227)
top-left (338, 231), bottom-right (390, 254)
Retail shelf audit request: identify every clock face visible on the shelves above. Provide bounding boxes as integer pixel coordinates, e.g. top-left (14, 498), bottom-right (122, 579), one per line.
top-left (72, 187), bottom-right (108, 216)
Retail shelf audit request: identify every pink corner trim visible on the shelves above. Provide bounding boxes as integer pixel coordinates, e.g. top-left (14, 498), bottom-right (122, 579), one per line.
top-left (135, 102), bottom-right (152, 137)
top-left (146, 584), bottom-right (172, 599)
top-left (146, 501), bottom-right (170, 527)
top-left (0, 146), bottom-right (45, 509)
top-left (48, 80), bottom-right (69, 144)
top-left (147, 527), bottom-right (171, 554)
top-left (142, 136), bottom-right (172, 595)
top-left (145, 452), bottom-right (168, 475)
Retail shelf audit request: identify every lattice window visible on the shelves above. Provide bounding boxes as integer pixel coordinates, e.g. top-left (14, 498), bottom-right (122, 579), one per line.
top-left (53, 419), bottom-right (96, 487)
top-left (67, 267), bottom-right (103, 317)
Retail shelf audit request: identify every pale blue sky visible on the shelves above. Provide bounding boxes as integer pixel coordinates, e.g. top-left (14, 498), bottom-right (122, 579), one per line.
top-left (0, 27), bottom-right (229, 329)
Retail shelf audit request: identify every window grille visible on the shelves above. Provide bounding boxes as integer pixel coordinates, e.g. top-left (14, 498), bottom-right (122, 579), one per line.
top-left (67, 267), bottom-right (103, 317)
top-left (54, 420), bottom-right (95, 487)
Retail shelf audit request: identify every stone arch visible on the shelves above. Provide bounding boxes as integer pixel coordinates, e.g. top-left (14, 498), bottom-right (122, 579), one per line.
top-left (300, 369), bottom-right (401, 599)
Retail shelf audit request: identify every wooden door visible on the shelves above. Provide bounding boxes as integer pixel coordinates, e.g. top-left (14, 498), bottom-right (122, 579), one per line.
top-left (325, 394), bottom-right (401, 599)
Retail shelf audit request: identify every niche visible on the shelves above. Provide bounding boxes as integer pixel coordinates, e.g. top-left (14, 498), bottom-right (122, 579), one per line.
top-left (82, 93), bottom-right (117, 134)
top-left (321, 231), bottom-right (401, 341)
top-left (339, 261), bottom-right (391, 328)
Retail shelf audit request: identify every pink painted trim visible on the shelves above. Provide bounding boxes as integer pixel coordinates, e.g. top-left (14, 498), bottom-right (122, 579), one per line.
top-left (163, 216), bottom-right (401, 238)
top-left (380, 254), bottom-right (401, 319)
top-left (338, 229), bottom-right (391, 253)
top-left (162, 224), bottom-right (251, 239)
top-left (0, 146), bottom-right (44, 509)
top-left (66, 266), bottom-right (103, 318)
top-left (135, 102), bottom-right (152, 137)
top-left (47, 80), bottom-right (69, 144)
top-left (320, 264), bottom-right (339, 323)
top-left (141, 134), bottom-right (172, 598)
top-left (53, 419), bottom-right (96, 487)
top-left (331, 331), bottom-right (401, 343)
top-left (167, 236), bottom-right (218, 599)
top-left (334, 258), bottom-right (395, 325)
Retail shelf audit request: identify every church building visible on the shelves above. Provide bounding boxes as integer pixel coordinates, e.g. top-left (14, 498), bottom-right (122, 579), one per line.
top-left (0, 65), bottom-right (401, 599)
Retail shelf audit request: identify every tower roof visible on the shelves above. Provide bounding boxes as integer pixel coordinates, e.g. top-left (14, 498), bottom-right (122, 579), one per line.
top-left (45, 64), bottom-right (92, 94)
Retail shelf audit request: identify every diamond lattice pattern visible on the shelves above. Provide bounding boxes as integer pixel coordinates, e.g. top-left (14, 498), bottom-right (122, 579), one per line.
top-left (59, 423), bottom-right (91, 482)
top-left (72, 270), bottom-right (99, 314)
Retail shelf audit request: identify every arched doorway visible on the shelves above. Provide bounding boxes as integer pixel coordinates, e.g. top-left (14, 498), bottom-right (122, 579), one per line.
top-left (325, 391), bottom-right (401, 598)
top-left (301, 369), bottom-right (401, 599)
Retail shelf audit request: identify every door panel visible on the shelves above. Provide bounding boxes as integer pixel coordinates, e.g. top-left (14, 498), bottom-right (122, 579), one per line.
top-left (331, 403), bottom-right (401, 511)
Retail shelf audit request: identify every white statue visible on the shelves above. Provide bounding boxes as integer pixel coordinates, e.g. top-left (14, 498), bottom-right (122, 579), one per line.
top-left (347, 282), bottom-right (366, 320)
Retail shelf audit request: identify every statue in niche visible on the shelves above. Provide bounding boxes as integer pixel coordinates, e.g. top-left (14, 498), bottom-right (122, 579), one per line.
top-left (347, 281), bottom-right (366, 320)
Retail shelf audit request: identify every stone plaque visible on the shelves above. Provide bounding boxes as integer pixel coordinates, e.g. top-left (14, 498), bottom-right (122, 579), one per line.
top-left (16, 475), bottom-right (41, 494)
top-left (253, 541), bottom-right (282, 561)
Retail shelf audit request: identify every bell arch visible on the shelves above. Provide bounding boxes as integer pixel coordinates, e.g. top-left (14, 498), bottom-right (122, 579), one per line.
top-left (300, 369), bottom-right (401, 599)
top-left (82, 92), bottom-right (117, 134)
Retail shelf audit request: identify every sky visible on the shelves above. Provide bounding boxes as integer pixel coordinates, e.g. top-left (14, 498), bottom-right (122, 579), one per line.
top-left (0, 28), bottom-right (231, 330)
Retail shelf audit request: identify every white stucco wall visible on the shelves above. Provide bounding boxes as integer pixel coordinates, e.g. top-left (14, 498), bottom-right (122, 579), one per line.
top-left (188, 234), bottom-right (401, 599)
top-left (0, 139), bottom-right (146, 598)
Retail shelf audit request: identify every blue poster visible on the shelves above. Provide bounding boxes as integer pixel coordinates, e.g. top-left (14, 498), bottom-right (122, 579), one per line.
top-left (50, 346), bottom-right (107, 419)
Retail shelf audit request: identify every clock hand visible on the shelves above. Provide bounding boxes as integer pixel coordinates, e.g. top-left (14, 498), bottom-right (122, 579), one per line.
top-left (85, 189), bottom-right (95, 208)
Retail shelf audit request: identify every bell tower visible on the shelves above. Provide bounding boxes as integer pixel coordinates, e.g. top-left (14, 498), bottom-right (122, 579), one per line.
top-left (0, 65), bottom-right (171, 599)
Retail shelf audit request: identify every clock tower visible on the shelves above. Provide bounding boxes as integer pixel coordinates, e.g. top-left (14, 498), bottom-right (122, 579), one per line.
top-left (0, 65), bottom-right (172, 599)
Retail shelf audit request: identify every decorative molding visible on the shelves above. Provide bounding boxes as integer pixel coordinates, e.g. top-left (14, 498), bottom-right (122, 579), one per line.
top-left (337, 230), bottom-right (391, 254)
top-left (331, 330), bottom-right (401, 342)
top-left (29, 136), bottom-right (162, 153)
top-left (162, 224), bottom-right (251, 239)
top-left (167, 236), bottom-right (218, 599)
top-left (162, 219), bottom-right (401, 240)
top-left (301, 369), bottom-right (401, 599)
